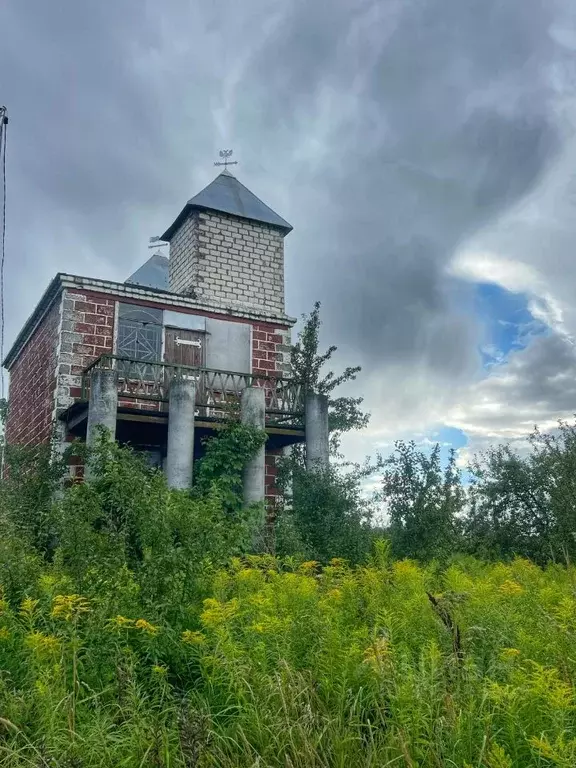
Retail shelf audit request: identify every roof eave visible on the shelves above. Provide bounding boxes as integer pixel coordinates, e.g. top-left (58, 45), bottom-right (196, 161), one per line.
top-left (3, 274), bottom-right (64, 370)
top-left (160, 204), bottom-right (190, 242)
top-left (160, 203), bottom-right (293, 242)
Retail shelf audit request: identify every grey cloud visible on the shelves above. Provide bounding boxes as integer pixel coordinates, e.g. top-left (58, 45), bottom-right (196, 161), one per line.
top-left (448, 330), bottom-right (576, 464)
top-left (235, 0), bottom-right (564, 382)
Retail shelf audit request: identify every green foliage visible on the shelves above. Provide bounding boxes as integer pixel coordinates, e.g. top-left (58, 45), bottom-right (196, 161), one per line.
top-left (193, 420), bottom-right (267, 515)
top-left (290, 301), bottom-right (370, 449)
top-left (276, 462), bottom-right (376, 563)
top-left (383, 440), bottom-right (464, 561)
top-left (0, 443), bottom-right (73, 557)
top-left (2, 424), bottom-right (576, 764)
top-left (275, 302), bottom-right (377, 561)
top-left (1, 529), bottom-right (576, 766)
top-left (467, 421), bottom-right (576, 564)
top-left (1, 424), bottom-right (267, 621)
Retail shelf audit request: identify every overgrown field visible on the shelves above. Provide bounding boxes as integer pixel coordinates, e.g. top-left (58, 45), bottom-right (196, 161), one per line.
top-left (1, 553), bottom-right (576, 767)
top-left (1, 429), bottom-right (576, 767)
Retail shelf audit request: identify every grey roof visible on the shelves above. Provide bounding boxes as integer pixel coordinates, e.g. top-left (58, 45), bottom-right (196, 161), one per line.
top-left (125, 252), bottom-right (169, 291)
top-left (161, 170), bottom-right (292, 241)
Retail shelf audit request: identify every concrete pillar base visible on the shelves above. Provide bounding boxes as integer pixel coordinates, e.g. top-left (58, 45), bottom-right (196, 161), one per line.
top-left (241, 386), bottom-right (266, 507)
top-left (305, 392), bottom-right (330, 471)
top-left (166, 376), bottom-right (196, 489)
top-left (86, 368), bottom-right (118, 446)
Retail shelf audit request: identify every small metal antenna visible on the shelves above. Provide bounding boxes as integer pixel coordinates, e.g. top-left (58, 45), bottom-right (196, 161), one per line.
top-left (214, 149), bottom-right (238, 170)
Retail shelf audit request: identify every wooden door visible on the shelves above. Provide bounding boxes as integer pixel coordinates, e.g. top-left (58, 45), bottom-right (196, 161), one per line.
top-left (164, 328), bottom-right (205, 367)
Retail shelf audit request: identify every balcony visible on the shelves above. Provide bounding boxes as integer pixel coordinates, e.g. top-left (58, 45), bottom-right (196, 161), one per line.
top-left (61, 354), bottom-right (306, 450)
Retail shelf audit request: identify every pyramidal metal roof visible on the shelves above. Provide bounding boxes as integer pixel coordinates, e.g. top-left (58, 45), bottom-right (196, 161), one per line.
top-left (125, 252), bottom-right (169, 291)
top-left (161, 170), bottom-right (292, 241)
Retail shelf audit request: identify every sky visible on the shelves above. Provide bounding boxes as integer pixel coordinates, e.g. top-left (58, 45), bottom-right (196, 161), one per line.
top-left (1, 0), bottom-right (576, 466)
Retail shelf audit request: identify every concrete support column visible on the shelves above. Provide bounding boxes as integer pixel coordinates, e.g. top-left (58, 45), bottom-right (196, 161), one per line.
top-left (86, 368), bottom-right (118, 446)
top-left (305, 392), bottom-right (330, 471)
top-left (166, 377), bottom-right (196, 489)
top-left (241, 386), bottom-right (266, 506)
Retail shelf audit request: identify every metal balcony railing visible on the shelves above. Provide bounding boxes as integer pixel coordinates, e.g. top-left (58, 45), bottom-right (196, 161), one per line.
top-left (81, 355), bottom-right (305, 428)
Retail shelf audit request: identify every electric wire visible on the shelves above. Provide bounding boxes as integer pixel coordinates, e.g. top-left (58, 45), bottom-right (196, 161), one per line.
top-left (0, 106), bottom-right (7, 402)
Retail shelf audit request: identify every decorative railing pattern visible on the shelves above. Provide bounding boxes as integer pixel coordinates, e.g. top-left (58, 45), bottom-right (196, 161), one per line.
top-left (81, 355), bottom-right (304, 428)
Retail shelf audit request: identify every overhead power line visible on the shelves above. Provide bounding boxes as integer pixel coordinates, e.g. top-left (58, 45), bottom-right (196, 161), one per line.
top-left (0, 105), bottom-right (7, 402)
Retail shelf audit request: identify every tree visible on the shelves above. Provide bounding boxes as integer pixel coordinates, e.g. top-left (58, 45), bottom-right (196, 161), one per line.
top-left (276, 460), bottom-right (377, 562)
top-left (382, 440), bottom-right (464, 561)
top-left (290, 301), bottom-right (369, 455)
top-left (276, 303), bottom-right (380, 562)
top-left (466, 421), bottom-right (576, 564)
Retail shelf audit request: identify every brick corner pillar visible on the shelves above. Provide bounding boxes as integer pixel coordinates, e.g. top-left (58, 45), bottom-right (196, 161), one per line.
top-left (241, 386), bottom-right (266, 507)
top-left (166, 377), bottom-right (196, 489)
top-left (305, 392), bottom-right (329, 471)
top-left (86, 368), bottom-right (118, 446)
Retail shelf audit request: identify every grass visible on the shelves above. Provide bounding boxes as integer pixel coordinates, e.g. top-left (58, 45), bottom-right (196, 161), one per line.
top-left (1, 553), bottom-right (576, 766)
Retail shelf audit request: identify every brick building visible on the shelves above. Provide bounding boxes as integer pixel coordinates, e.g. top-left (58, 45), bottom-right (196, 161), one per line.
top-left (3, 170), bottom-right (330, 505)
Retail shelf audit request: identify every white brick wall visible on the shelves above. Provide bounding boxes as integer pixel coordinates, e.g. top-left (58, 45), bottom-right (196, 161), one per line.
top-left (168, 210), bottom-right (285, 315)
top-left (168, 214), bottom-right (200, 297)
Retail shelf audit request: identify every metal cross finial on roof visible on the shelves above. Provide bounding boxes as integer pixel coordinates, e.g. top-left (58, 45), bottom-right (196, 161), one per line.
top-left (214, 149), bottom-right (238, 170)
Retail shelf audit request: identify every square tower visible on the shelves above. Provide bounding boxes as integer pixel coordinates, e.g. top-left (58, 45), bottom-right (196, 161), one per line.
top-left (161, 170), bottom-right (292, 316)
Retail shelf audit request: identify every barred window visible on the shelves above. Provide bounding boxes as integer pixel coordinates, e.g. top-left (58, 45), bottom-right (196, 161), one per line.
top-left (117, 304), bottom-right (163, 362)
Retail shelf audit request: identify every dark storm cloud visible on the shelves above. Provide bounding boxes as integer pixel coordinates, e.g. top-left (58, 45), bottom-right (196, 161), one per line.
top-left (1, 0), bottom-right (572, 421)
top-left (237, 0), bottom-right (563, 376)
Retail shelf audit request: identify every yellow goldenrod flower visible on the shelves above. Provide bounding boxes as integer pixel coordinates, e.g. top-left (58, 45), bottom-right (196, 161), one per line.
top-left (200, 598), bottom-right (239, 628)
top-left (35, 679), bottom-right (49, 696)
top-left (181, 630), bottom-right (206, 646)
top-left (25, 632), bottom-right (60, 658)
top-left (249, 616), bottom-right (288, 634)
top-left (499, 647), bottom-right (521, 662)
top-left (392, 560), bottom-right (421, 579)
top-left (38, 575), bottom-right (57, 593)
top-left (152, 665), bottom-right (168, 676)
top-left (363, 637), bottom-right (391, 669)
top-left (499, 580), bottom-right (524, 597)
top-left (0, 627), bottom-right (10, 641)
top-left (0, 587), bottom-right (8, 616)
top-left (51, 594), bottom-right (91, 622)
top-left (134, 619), bottom-right (159, 635)
top-left (20, 597), bottom-right (39, 619)
top-left (485, 743), bottom-right (513, 768)
top-left (529, 736), bottom-right (560, 761)
top-left (552, 597), bottom-right (576, 629)
top-left (107, 615), bottom-right (135, 630)
top-left (486, 682), bottom-right (516, 706)
top-left (299, 561), bottom-right (319, 574)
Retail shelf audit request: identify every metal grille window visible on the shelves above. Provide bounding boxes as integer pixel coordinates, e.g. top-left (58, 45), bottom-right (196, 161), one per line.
top-left (117, 304), bottom-right (163, 364)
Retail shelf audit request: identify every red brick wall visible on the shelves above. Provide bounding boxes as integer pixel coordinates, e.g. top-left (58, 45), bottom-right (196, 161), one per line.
top-left (251, 321), bottom-right (291, 376)
top-left (66, 289), bottom-right (115, 381)
top-left (55, 289), bottom-right (115, 415)
top-left (5, 298), bottom-right (61, 446)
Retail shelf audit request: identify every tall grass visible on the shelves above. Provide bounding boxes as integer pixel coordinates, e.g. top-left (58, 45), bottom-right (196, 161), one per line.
top-left (1, 550), bottom-right (575, 766)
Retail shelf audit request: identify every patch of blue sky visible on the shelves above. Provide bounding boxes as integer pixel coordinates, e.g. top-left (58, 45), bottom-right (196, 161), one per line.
top-left (427, 424), bottom-right (468, 468)
top-left (474, 282), bottom-right (548, 368)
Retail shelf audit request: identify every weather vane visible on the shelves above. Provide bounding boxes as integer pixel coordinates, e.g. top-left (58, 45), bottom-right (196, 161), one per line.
top-left (214, 149), bottom-right (238, 170)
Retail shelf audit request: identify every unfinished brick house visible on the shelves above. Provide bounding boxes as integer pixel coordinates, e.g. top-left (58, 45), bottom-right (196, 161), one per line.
top-left (3, 170), bottom-right (329, 505)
